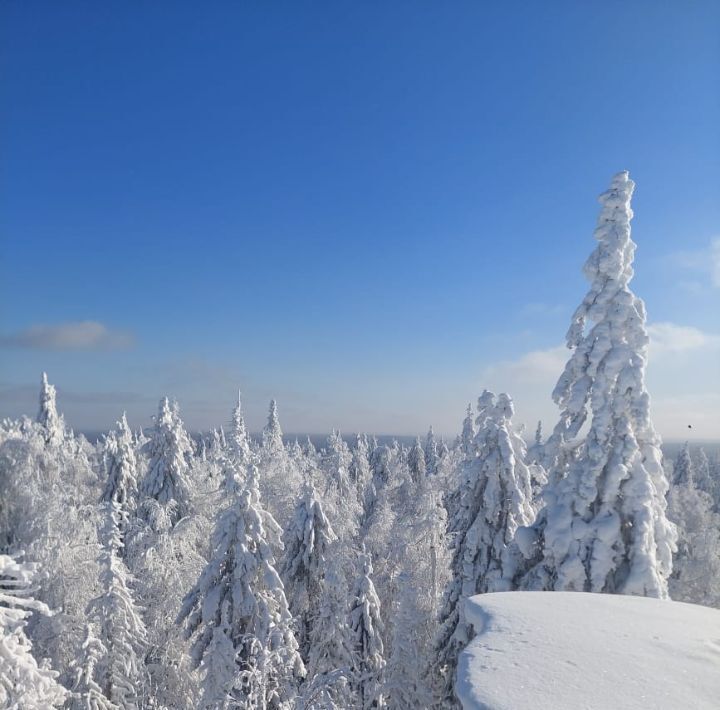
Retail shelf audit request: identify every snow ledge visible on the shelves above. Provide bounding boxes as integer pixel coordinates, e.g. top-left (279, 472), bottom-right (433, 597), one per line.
top-left (457, 591), bottom-right (720, 710)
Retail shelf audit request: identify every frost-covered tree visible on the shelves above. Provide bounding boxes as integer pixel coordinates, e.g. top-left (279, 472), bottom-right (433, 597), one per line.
top-left (0, 553), bottom-right (67, 708)
top-left (320, 431), bottom-right (353, 496)
top-left (281, 483), bottom-right (338, 661)
top-left (424, 427), bottom-right (439, 476)
top-left (667, 446), bottom-right (720, 608)
top-left (408, 437), bottom-right (426, 483)
top-left (320, 431), bottom-right (361, 541)
top-left (384, 469), bottom-right (448, 710)
top-left (518, 172), bottom-right (676, 598)
top-left (433, 391), bottom-right (534, 704)
top-left (460, 406), bottom-right (475, 460)
top-left (67, 625), bottom-right (119, 710)
top-left (672, 442), bottom-right (693, 486)
top-left (101, 413), bottom-right (138, 515)
top-left (349, 550), bottom-right (386, 710)
top-left (127, 499), bottom-right (205, 709)
top-left (258, 399), bottom-right (302, 530)
top-left (527, 420), bottom-right (544, 464)
top-left (349, 435), bottom-right (372, 508)
top-left (86, 503), bottom-right (148, 709)
top-left (694, 448), bottom-right (715, 501)
top-left (0, 394), bottom-right (101, 681)
top-left (385, 573), bottom-right (432, 710)
top-left (36, 372), bottom-right (64, 447)
top-left (262, 400), bottom-right (285, 458)
top-left (178, 467), bottom-right (304, 708)
top-left (229, 390), bottom-right (252, 468)
top-left (301, 554), bottom-right (356, 709)
top-left (140, 397), bottom-right (194, 525)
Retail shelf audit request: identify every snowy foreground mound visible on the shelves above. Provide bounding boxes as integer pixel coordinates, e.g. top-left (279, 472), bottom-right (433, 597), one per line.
top-left (457, 592), bottom-right (720, 710)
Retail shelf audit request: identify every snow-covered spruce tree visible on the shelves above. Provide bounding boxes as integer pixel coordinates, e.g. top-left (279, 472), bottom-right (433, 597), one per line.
top-left (101, 413), bottom-right (138, 515)
top-left (66, 625), bottom-right (119, 710)
top-left (667, 446), bottom-right (720, 608)
top-left (349, 550), bottom-right (386, 710)
top-left (320, 430), bottom-right (353, 497)
top-left (36, 372), bottom-right (64, 447)
top-left (349, 434), bottom-right (372, 509)
top-left (424, 426), bottom-right (439, 476)
top-left (320, 430), bottom-right (361, 541)
top-left (527, 420), bottom-right (544, 464)
top-left (361, 444), bottom-right (395, 535)
top-left (259, 399), bottom-right (302, 530)
top-left (518, 171), bottom-right (676, 598)
top-left (441, 404), bottom-right (477, 527)
top-left (178, 466), bottom-right (304, 709)
top-left (301, 552), bottom-right (356, 709)
top-left (408, 437), bottom-right (427, 483)
top-left (385, 573), bottom-right (433, 710)
top-left (280, 482), bottom-right (338, 661)
top-left (0, 380), bottom-right (101, 682)
top-left (672, 442), bottom-right (693, 486)
top-left (262, 399), bottom-right (285, 458)
top-left (86, 503), bottom-right (148, 709)
top-left (213, 391), bottom-right (254, 518)
top-left (229, 390), bottom-right (252, 469)
top-left (460, 405), bottom-right (475, 460)
top-left (694, 447), bottom-right (716, 503)
top-left (128, 496), bottom-right (206, 709)
top-left (385, 471), bottom-right (448, 709)
top-left (0, 553), bottom-right (67, 708)
top-left (432, 391), bottom-right (534, 704)
top-left (140, 397), bottom-right (194, 526)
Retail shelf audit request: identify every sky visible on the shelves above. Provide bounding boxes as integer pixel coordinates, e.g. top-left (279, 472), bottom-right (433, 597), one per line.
top-left (1, 1), bottom-right (718, 440)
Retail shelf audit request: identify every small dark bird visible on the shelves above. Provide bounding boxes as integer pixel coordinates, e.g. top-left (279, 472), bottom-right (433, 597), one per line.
top-left (688, 425), bottom-right (692, 429)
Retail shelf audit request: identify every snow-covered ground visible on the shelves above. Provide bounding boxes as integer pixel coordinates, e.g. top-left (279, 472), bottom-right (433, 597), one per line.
top-left (457, 592), bottom-right (720, 710)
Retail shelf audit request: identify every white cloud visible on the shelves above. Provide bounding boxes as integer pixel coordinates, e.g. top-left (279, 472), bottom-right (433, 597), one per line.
top-left (669, 237), bottom-right (720, 289)
top-left (0, 321), bottom-right (134, 351)
top-left (482, 345), bottom-right (568, 385)
top-left (647, 322), bottom-right (720, 354)
top-left (518, 302), bottom-right (566, 318)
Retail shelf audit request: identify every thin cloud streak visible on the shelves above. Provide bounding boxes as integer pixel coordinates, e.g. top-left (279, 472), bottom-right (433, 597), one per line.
top-left (0, 321), bottom-right (135, 351)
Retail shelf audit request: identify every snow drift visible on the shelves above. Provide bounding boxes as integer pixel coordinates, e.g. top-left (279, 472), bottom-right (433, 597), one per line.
top-left (457, 591), bottom-right (720, 710)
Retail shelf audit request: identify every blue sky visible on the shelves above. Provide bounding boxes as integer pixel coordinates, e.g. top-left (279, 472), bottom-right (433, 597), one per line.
top-left (1, 1), bottom-right (718, 438)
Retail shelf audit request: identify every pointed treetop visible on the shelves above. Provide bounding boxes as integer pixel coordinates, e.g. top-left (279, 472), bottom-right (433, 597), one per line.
top-left (229, 387), bottom-right (251, 465)
top-left (673, 442), bottom-right (694, 486)
top-left (534, 420), bottom-right (543, 445)
top-left (36, 371), bottom-right (64, 445)
top-left (262, 398), bottom-right (285, 455)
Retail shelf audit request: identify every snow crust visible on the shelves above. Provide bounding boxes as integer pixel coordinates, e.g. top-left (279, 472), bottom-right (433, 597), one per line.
top-left (457, 591), bottom-right (720, 710)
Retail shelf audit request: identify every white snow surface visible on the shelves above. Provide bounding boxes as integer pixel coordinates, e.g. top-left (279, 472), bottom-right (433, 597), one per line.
top-left (457, 591), bottom-right (720, 710)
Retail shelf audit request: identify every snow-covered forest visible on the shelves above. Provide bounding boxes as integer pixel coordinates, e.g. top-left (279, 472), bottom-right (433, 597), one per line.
top-left (2, 172), bottom-right (719, 708)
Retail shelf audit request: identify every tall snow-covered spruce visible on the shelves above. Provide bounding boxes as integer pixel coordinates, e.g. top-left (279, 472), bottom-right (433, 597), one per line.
top-left (432, 391), bottom-right (535, 704)
top-left (349, 550), bottom-right (386, 710)
top-left (229, 390), bottom-right (252, 469)
top-left (178, 467), bottom-right (304, 708)
top-left (36, 372), bottom-right (64, 447)
top-left (86, 503), bottom-right (148, 709)
top-left (140, 397), bottom-right (194, 525)
top-left (519, 171), bottom-right (676, 598)
top-left (280, 481), bottom-right (338, 662)
top-left (101, 413), bottom-right (139, 513)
